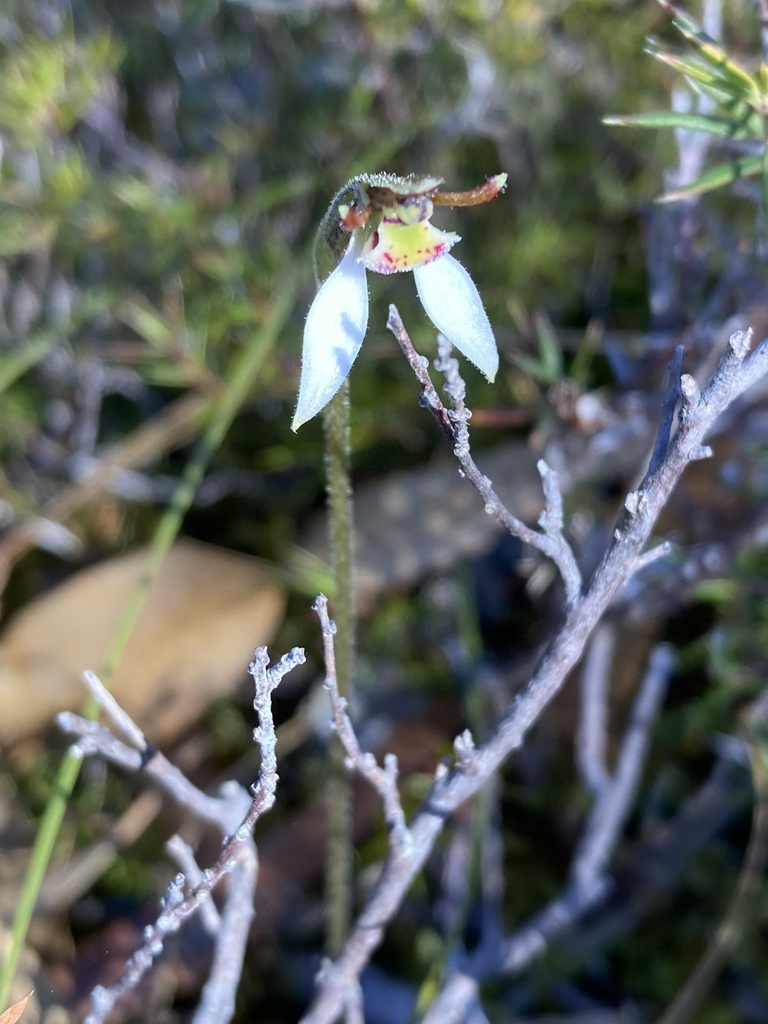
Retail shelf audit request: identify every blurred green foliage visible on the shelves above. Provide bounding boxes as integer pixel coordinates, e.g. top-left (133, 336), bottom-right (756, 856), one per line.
top-left (607, 1), bottom-right (768, 203)
top-left (0, 0), bottom-right (661, 504)
top-left (3, 0), bottom-right (654, 590)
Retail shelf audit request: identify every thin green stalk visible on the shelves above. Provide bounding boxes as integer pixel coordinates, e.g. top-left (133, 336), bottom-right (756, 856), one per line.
top-left (0, 282), bottom-right (296, 1008)
top-left (323, 381), bottom-right (355, 955)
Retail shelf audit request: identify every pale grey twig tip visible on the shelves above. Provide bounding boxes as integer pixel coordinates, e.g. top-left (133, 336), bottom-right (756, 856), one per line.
top-left (729, 328), bottom-right (752, 360)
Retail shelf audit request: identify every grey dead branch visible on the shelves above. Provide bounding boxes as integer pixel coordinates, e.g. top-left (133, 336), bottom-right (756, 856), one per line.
top-left (52, 319), bottom-right (768, 1024)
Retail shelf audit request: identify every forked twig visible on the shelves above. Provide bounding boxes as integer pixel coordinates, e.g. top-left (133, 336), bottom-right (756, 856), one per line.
top-left (387, 308), bottom-right (582, 606)
top-left (58, 646), bottom-right (306, 1024)
top-left (300, 323), bottom-right (768, 1024)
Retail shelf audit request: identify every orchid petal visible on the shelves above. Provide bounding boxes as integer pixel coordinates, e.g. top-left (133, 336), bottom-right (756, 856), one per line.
top-left (413, 254), bottom-right (499, 382)
top-left (292, 243), bottom-right (369, 430)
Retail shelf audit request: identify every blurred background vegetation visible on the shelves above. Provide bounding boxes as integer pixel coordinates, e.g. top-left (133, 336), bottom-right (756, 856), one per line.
top-left (2, 0), bottom-right (768, 1021)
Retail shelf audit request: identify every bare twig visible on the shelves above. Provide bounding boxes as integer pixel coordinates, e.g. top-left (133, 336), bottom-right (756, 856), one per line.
top-left (343, 980), bottom-right (365, 1024)
top-left (388, 310), bottom-right (582, 606)
top-left (577, 626), bottom-right (614, 796)
top-left (420, 972), bottom-right (479, 1024)
top-left (617, 501), bottom-right (768, 624)
top-left (314, 595), bottom-right (411, 855)
top-left (300, 325), bottom-right (768, 1024)
top-left (755, 0), bottom-right (768, 59)
top-left (419, 642), bottom-right (672, 1024)
top-left (477, 772), bottom-right (505, 956)
top-left (498, 643), bottom-right (672, 973)
top-left (557, 755), bottom-right (750, 969)
top-left (570, 644), bottom-right (673, 892)
top-left (165, 836), bottom-right (221, 934)
top-left (194, 846), bottom-right (257, 1023)
top-left (436, 805), bottom-right (473, 942)
top-left (58, 644), bottom-right (306, 1024)
top-left (648, 346), bottom-right (683, 475)
top-left (58, 670), bottom-right (248, 832)
top-left (626, 540), bottom-right (674, 580)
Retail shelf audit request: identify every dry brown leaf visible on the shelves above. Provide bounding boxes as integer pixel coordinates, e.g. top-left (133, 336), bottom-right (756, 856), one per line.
top-left (0, 541), bottom-right (285, 746)
top-left (0, 991), bottom-right (33, 1023)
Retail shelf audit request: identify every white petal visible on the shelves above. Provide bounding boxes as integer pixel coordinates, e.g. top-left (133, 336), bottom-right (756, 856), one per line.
top-left (413, 254), bottom-right (499, 382)
top-left (292, 244), bottom-right (369, 430)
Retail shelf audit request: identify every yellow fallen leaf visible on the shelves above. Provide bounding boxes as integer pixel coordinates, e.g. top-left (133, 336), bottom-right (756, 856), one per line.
top-left (0, 540), bottom-right (285, 746)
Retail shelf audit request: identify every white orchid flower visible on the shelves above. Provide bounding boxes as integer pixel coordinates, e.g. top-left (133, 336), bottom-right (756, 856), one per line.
top-left (292, 172), bottom-right (506, 431)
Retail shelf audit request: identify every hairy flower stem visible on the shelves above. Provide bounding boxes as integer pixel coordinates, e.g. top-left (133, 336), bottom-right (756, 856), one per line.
top-left (323, 382), bottom-right (355, 955)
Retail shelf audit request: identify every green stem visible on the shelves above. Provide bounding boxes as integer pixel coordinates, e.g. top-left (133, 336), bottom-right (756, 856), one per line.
top-left (0, 283), bottom-right (296, 1009)
top-left (323, 381), bottom-right (355, 956)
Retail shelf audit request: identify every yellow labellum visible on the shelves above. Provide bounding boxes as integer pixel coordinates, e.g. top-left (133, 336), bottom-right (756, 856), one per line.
top-left (361, 220), bottom-right (459, 275)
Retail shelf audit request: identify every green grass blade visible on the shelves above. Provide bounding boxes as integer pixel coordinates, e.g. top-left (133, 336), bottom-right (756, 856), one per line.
top-left (684, 82), bottom-right (765, 135)
top-left (659, 0), bottom-right (760, 102)
top-left (604, 110), bottom-right (758, 140)
top-left (648, 47), bottom-right (753, 97)
top-left (658, 154), bottom-right (764, 202)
